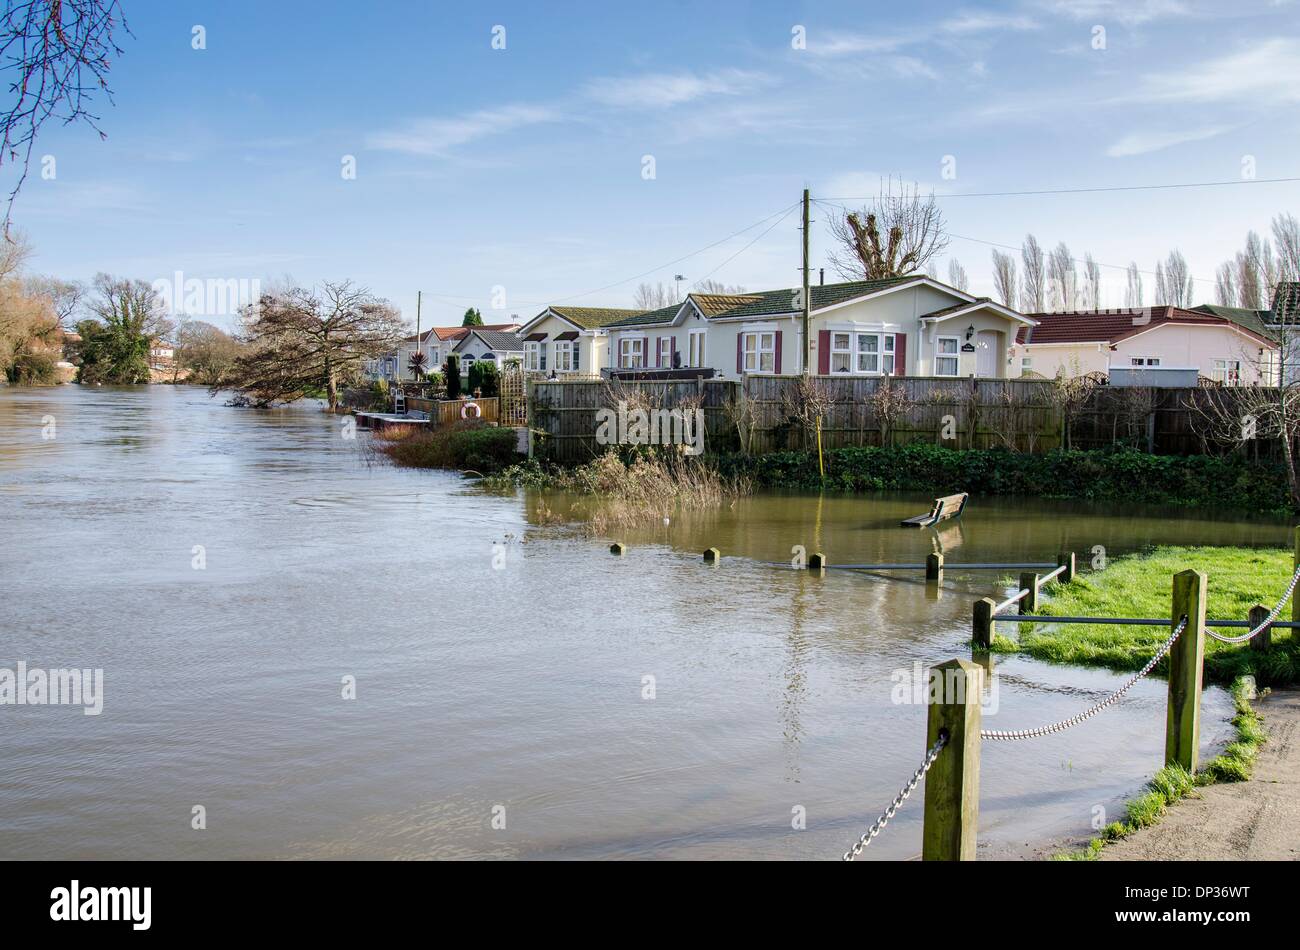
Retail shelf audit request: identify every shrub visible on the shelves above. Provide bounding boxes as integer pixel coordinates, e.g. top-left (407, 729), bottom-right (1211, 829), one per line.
top-left (468, 360), bottom-right (499, 396)
top-left (442, 355), bottom-right (461, 399)
top-left (377, 422), bottom-right (518, 473)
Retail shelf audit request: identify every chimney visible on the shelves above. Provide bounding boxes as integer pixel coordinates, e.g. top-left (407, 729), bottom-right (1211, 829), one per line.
top-left (819, 268), bottom-right (824, 286)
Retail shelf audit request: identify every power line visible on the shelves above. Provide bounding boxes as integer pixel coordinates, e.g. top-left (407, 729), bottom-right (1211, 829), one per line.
top-left (690, 204), bottom-right (798, 290)
top-left (820, 175), bottom-right (1300, 201)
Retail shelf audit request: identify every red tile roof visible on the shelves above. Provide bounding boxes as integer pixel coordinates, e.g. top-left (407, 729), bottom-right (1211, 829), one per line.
top-left (1015, 307), bottom-right (1274, 347)
top-left (404, 323), bottom-right (518, 343)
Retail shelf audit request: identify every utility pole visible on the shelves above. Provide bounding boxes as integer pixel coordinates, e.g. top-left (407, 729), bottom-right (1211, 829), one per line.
top-left (802, 188), bottom-right (812, 376)
top-left (414, 290), bottom-right (422, 381)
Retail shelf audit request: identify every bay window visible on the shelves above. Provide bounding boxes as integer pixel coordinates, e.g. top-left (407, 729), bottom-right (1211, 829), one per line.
top-left (554, 340), bottom-right (573, 372)
top-left (523, 341), bottom-right (541, 372)
top-left (832, 331), bottom-right (897, 374)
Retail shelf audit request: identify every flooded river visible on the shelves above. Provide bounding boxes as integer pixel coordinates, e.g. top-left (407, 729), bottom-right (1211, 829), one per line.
top-left (0, 386), bottom-right (1287, 859)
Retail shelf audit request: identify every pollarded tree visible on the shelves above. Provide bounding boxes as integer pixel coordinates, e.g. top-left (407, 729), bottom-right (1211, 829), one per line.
top-left (827, 178), bottom-right (948, 280)
top-left (220, 281), bottom-right (403, 409)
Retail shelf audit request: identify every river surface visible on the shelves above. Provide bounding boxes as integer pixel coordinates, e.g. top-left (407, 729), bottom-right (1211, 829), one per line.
top-left (0, 386), bottom-right (1287, 860)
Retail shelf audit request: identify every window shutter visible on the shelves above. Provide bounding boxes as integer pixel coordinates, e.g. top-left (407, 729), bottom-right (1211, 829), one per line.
top-left (736, 334), bottom-right (743, 374)
top-left (894, 334), bottom-right (906, 377)
top-left (817, 330), bottom-right (831, 375)
top-left (656, 337), bottom-right (662, 368)
top-left (774, 330), bottom-right (782, 374)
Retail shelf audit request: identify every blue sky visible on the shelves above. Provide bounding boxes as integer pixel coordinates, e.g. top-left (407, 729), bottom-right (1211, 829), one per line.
top-left (8, 0), bottom-right (1300, 329)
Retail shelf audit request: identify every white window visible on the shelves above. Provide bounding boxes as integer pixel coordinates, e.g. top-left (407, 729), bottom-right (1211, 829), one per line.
top-left (935, 337), bottom-right (960, 377)
top-left (619, 338), bottom-right (645, 368)
top-left (688, 329), bottom-right (706, 368)
top-left (1130, 357), bottom-right (1161, 367)
top-left (830, 332), bottom-right (852, 373)
top-left (743, 331), bottom-right (775, 373)
top-left (659, 337), bottom-right (673, 367)
top-left (524, 342), bottom-right (541, 372)
top-left (1213, 359), bottom-right (1242, 386)
top-left (831, 332), bottom-right (896, 374)
top-left (554, 340), bottom-right (573, 372)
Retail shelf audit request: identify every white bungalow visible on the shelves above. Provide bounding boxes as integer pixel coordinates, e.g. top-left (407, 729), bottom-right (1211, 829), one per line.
top-left (514, 306), bottom-right (645, 376)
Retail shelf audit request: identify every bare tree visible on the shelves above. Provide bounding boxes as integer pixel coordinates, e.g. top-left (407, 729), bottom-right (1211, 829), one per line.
top-left (1081, 254), bottom-right (1101, 310)
top-left (1154, 250), bottom-right (1193, 306)
top-left (1047, 242), bottom-right (1077, 311)
top-left (1214, 262), bottom-right (1236, 306)
top-left (23, 274), bottom-right (81, 325)
top-left (826, 178), bottom-right (948, 280)
top-left (632, 282), bottom-right (675, 310)
top-left (946, 258), bottom-right (968, 292)
top-left (1020, 234), bottom-right (1044, 312)
top-left (1125, 262), bottom-right (1143, 308)
top-left (0, 1), bottom-right (130, 233)
top-left (991, 249), bottom-right (1017, 307)
top-left (694, 279), bottom-right (747, 295)
top-left (220, 281), bottom-right (404, 409)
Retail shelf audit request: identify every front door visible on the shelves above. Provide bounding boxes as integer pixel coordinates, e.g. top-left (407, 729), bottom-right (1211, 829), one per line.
top-left (975, 331), bottom-right (998, 378)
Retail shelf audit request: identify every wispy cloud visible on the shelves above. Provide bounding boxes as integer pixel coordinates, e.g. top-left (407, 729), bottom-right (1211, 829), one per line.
top-left (939, 11), bottom-right (1039, 33)
top-left (582, 69), bottom-right (770, 108)
top-left (1122, 38), bottom-right (1300, 104)
top-left (1105, 124), bottom-right (1233, 156)
top-left (1034, 0), bottom-right (1192, 27)
top-left (366, 104), bottom-right (560, 155)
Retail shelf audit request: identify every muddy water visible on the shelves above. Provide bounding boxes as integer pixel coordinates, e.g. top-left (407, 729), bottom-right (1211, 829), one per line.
top-left (0, 386), bottom-right (1285, 859)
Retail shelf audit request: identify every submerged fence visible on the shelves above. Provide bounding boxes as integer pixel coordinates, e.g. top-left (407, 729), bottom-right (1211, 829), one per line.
top-left (527, 375), bottom-right (1290, 462)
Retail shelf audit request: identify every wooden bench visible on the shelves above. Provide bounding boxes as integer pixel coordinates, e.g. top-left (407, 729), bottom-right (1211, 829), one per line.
top-left (900, 492), bottom-right (968, 528)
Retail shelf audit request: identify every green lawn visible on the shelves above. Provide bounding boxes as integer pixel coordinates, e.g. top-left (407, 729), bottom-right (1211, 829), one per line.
top-left (992, 545), bottom-right (1300, 687)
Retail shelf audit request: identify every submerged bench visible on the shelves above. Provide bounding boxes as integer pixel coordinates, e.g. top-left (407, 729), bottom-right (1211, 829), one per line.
top-left (900, 492), bottom-right (968, 528)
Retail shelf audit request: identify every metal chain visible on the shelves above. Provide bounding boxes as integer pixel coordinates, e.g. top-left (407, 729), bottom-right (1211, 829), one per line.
top-left (980, 616), bottom-right (1188, 741)
top-left (843, 732), bottom-right (947, 861)
top-left (1207, 564), bottom-right (1300, 643)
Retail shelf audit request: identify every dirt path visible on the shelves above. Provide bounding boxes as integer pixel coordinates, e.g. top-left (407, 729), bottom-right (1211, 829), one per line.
top-left (1099, 689), bottom-right (1300, 861)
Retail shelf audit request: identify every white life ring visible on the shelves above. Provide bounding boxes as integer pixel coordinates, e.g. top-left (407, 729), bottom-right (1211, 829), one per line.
top-left (460, 401), bottom-right (482, 420)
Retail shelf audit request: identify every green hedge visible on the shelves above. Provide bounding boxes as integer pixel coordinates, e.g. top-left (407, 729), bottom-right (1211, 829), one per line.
top-left (716, 445), bottom-right (1293, 514)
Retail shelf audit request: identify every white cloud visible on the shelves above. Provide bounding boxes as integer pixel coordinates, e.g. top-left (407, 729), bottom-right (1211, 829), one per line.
top-left (1105, 124), bottom-right (1232, 156)
top-left (366, 104), bottom-right (559, 155)
top-left (582, 69), bottom-right (770, 108)
top-left (940, 12), bottom-right (1039, 33)
top-left (1035, 0), bottom-right (1191, 26)
top-left (1125, 38), bottom-right (1300, 104)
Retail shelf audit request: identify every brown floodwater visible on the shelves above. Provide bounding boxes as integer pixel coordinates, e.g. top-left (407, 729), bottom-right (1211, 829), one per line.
top-left (0, 386), bottom-right (1287, 860)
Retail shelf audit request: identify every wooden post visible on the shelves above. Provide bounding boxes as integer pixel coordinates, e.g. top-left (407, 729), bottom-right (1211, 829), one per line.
top-left (973, 598), bottom-right (996, 648)
top-left (1293, 526), bottom-right (1300, 625)
top-left (807, 552), bottom-right (827, 573)
top-left (703, 547), bottom-right (720, 565)
top-left (925, 553), bottom-right (944, 582)
top-left (1020, 572), bottom-right (1040, 612)
top-left (1166, 569), bottom-right (1207, 773)
top-left (1248, 605), bottom-right (1272, 652)
top-left (922, 659), bottom-right (982, 861)
top-left (1056, 552), bottom-right (1075, 583)
top-left (609, 542), bottom-right (626, 556)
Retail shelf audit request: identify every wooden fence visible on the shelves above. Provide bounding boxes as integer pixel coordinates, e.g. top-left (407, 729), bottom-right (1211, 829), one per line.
top-left (526, 375), bottom-right (1289, 462)
top-left (407, 396), bottom-right (500, 425)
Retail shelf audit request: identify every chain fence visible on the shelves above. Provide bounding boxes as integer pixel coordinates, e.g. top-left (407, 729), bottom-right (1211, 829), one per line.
top-left (1206, 564), bottom-right (1300, 644)
top-left (843, 732), bottom-right (947, 861)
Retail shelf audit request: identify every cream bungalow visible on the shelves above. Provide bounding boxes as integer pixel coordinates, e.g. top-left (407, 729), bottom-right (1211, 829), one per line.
top-left (603, 277), bottom-right (1036, 378)
top-left (515, 306), bottom-right (644, 376)
top-left (1012, 307), bottom-right (1280, 385)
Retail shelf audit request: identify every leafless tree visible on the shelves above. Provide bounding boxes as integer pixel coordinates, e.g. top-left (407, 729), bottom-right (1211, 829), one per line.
top-left (946, 258), bottom-right (968, 292)
top-left (1154, 250), bottom-right (1193, 306)
top-left (1020, 234), bottom-right (1044, 312)
top-left (632, 282), bottom-right (675, 310)
top-left (694, 279), bottom-right (746, 295)
top-left (1047, 242), bottom-right (1077, 311)
top-left (1125, 262), bottom-right (1143, 308)
top-left (1214, 262), bottom-right (1236, 306)
top-left (219, 281), bottom-right (404, 409)
top-left (867, 375), bottom-right (910, 446)
top-left (0, 1), bottom-right (130, 234)
top-left (990, 249), bottom-right (1017, 307)
top-left (23, 274), bottom-right (81, 324)
top-left (826, 178), bottom-right (948, 280)
top-left (87, 272), bottom-right (170, 339)
top-left (1081, 254), bottom-right (1101, 310)
top-left (780, 375), bottom-right (832, 449)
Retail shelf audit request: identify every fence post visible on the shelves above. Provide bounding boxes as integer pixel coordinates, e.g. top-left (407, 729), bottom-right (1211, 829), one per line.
top-left (922, 659), bottom-right (982, 861)
top-left (1166, 569), bottom-right (1207, 773)
top-left (1056, 552), bottom-right (1075, 583)
top-left (1248, 605), bottom-right (1272, 652)
top-left (926, 553), bottom-right (944, 582)
top-left (807, 552), bottom-right (827, 574)
top-left (1293, 526), bottom-right (1300, 625)
top-left (703, 548), bottom-right (720, 565)
top-left (1019, 572), bottom-right (1040, 612)
top-left (973, 598), bottom-right (996, 648)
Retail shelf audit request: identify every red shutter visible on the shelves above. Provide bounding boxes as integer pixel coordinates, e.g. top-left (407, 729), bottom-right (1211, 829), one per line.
top-left (655, 337), bottom-right (660, 367)
top-left (672, 337), bottom-right (678, 369)
top-left (736, 333), bottom-right (743, 374)
top-left (774, 330), bottom-right (782, 374)
top-left (817, 330), bottom-right (831, 375)
top-left (894, 333), bottom-right (906, 377)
